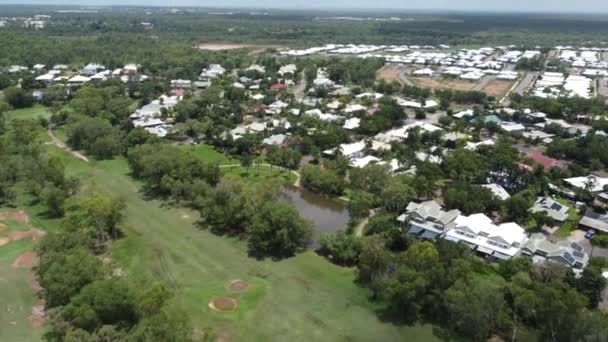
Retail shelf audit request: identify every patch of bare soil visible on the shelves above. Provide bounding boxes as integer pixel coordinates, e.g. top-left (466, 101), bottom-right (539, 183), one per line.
top-left (0, 237), bottom-right (10, 247)
top-left (228, 280), bottom-right (249, 292)
top-left (376, 64), bottom-right (402, 82)
top-left (209, 297), bottom-right (238, 312)
top-left (413, 77), bottom-right (475, 91)
top-left (28, 302), bottom-right (46, 328)
top-left (0, 223), bottom-right (6, 231)
top-left (13, 251), bottom-right (39, 269)
top-left (8, 228), bottom-right (45, 242)
top-left (0, 210), bottom-right (30, 224)
top-left (483, 80), bottom-right (515, 97)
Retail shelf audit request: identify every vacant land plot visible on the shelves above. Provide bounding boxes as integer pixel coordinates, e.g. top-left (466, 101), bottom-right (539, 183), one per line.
top-left (483, 80), bottom-right (515, 97)
top-left (413, 77), bottom-right (476, 91)
top-left (198, 43), bottom-right (284, 52)
top-left (34, 137), bottom-right (439, 341)
top-left (376, 64), bottom-right (402, 83)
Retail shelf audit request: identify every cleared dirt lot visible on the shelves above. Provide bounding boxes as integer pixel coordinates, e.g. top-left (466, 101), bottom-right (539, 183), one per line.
top-left (198, 43), bottom-right (284, 52)
top-left (482, 79), bottom-right (515, 97)
top-left (376, 64), bottom-right (402, 83)
top-left (412, 77), bottom-right (476, 91)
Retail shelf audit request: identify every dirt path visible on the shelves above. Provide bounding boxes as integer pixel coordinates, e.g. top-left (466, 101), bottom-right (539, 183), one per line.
top-left (293, 72), bottom-right (307, 100)
top-left (355, 210), bottom-right (377, 237)
top-left (46, 128), bottom-right (89, 163)
top-left (219, 163), bottom-right (301, 187)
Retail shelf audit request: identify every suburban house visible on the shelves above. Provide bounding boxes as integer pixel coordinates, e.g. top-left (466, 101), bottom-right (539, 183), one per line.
top-left (564, 174), bottom-right (608, 194)
top-left (521, 233), bottom-right (589, 270)
top-left (579, 211), bottom-right (608, 234)
top-left (397, 200), bottom-right (461, 240)
top-left (529, 197), bottom-right (570, 223)
top-left (444, 213), bottom-right (528, 260)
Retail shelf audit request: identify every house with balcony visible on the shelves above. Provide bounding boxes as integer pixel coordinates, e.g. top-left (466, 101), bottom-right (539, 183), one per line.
top-left (521, 233), bottom-right (589, 271)
top-left (397, 201), bottom-right (460, 240)
top-left (444, 213), bottom-right (528, 260)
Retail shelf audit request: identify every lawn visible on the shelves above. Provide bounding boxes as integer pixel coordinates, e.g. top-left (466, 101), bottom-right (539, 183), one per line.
top-left (17, 142), bottom-right (440, 341)
top-left (554, 198), bottom-right (582, 238)
top-left (4, 105), bottom-right (52, 122)
top-left (0, 218), bottom-right (44, 341)
top-left (180, 144), bottom-right (237, 165)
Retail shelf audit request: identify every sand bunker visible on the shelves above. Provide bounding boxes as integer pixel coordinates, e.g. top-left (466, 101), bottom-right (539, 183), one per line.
top-left (9, 229), bottom-right (45, 241)
top-left (0, 237), bottom-right (10, 247)
top-left (229, 280), bottom-right (249, 292)
top-left (209, 297), bottom-right (238, 312)
top-left (0, 210), bottom-right (30, 224)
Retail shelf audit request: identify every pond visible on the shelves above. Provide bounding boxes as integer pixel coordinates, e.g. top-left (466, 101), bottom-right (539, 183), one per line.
top-left (280, 186), bottom-right (350, 249)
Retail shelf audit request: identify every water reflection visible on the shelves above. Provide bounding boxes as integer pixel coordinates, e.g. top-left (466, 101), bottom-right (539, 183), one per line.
top-left (280, 186), bottom-right (350, 249)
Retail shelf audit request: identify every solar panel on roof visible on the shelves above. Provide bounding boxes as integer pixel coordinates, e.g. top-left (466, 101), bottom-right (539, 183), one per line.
top-left (573, 251), bottom-right (585, 258)
top-left (550, 203), bottom-right (562, 211)
top-left (564, 253), bottom-right (575, 264)
top-left (571, 242), bottom-right (583, 251)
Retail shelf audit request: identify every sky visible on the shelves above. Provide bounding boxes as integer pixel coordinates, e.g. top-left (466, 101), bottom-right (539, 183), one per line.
top-left (2, 0), bottom-right (608, 13)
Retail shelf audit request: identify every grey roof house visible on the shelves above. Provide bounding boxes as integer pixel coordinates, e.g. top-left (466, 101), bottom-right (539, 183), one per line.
top-left (397, 200), bottom-right (461, 240)
top-left (579, 211), bottom-right (608, 233)
top-left (529, 197), bottom-right (570, 223)
top-left (521, 233), bottom-right (589, 270)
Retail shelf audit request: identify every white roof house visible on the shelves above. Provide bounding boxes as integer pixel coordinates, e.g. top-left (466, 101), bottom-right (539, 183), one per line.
top-left (343, 117), bottom-right (361, 130)
top-left (564, 175), bottom-right (608, 193)
top-left (262, 134), bottom-right (288, 146)
top-left (453, 109), bottom-right (474, 119)
top-left (445, 213), bottom-right (528, 259)
top-left (344, 104), bottom-right (367, 113)
top-left (35, 73), bottom-right (55, 82)
top-left (278, 64), bottom-right (297, 76)
top-left (482, 184), bottom-right (511, 201)
top-left (200, 64), bottom-right (225, 79)
top-left (413, 68), bottom-right (434, 76)
top-left (350, 155), bottom-right (381, 168)
top-left (68, 75), bottom-right (91, 84)
top-left (323, 141), bottom-right (366, 159)
top-left (246, 64), bottom-right (266, 74)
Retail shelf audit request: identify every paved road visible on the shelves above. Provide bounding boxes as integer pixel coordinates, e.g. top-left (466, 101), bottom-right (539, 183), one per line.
top-left (514, 72), bottom-right (538, 96)
top-left (398, 69), bottom-right (415, 86)
top-left (472, 75), bottom-right (495, 92)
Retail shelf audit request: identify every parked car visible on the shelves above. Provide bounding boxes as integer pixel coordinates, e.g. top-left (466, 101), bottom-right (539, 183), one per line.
top-left (585, 229), bottom-right (597, 239)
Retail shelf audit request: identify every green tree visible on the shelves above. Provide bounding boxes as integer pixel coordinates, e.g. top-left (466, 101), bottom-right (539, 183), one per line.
top-left (445, 277), bottom-right (509, 341)
top-left (37, 248), bottom-right (103, 307)
top-left (3, 87), bottom-right (34, 108)
top-left (357, 235), bottom-right (391, 299)
top-left (317, 231), bottom-right (362, 266)
top-left (247, 202), bottom-right (312, 258)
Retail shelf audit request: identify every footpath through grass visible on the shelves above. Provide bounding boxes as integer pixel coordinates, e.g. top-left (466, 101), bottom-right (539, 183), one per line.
top-left (50, 144), bottom-right (439, 341)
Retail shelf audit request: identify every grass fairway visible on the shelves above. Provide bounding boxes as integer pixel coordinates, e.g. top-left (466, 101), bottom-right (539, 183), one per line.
top-left (0, 219), bottom-right (44, 341)
top-left (4, 105), bottom-right (52, 122)
top-left (7, 138), bottom-right (439, 341)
